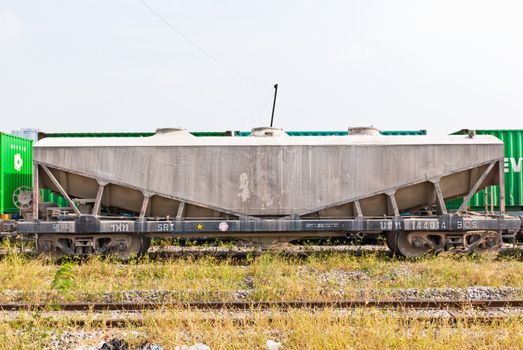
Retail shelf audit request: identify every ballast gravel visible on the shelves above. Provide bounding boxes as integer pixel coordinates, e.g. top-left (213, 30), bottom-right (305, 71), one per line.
top-left (0, 286), bottom-right (520, 304)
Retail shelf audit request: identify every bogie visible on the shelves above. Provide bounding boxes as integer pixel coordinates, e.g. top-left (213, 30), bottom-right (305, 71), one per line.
top-left (36, 233), bottom-right (144, 260)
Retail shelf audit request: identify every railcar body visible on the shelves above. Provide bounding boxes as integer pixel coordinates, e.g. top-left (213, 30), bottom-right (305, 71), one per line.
top-left (34, 127), bottom-right (501, 218)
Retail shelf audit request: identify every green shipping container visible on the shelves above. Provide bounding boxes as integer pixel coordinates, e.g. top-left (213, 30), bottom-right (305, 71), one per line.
top-left (42, 130), bottom-right (427, 138)
top-left (447, 129), bottom-right (523, 211)
top-left (41, 188), bottom-right (68, 208)
top-left (234, 130), bottom-right (427, 137)
top-left (0, 133), bottom-right (33, 214)
top-left (40, 131), bottom-right (232, 138)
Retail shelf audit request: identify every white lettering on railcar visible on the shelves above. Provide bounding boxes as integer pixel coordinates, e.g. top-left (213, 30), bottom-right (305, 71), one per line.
top-left (404, 221), bottom-right (446, 230)
top-left (304, 223), bottom-right (339, 229)
top-left (111, 223), bottom-right (129, 232)
top-left (158, 223), bottom-right (175, 232)
top-left (52, 223), bottom-right (73, 232)
top-left (456, 221), bottom-right (478, 230)
top-left (380, 222), bottom-right (393, 230)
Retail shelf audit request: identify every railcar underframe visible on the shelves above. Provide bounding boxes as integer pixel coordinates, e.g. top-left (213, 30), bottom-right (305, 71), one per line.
top-left (11, 211), bottom-right (523, 259)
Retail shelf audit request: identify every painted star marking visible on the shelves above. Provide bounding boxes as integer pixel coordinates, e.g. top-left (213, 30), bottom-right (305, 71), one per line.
top-left (196, 224), bottom-right (204, 231)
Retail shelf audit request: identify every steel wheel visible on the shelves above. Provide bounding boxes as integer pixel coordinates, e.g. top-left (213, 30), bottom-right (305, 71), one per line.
top-left (385, 231), bottom-right (400, 255)
top-left (396, 231), bottom-right (444, 258)
top-left (105, 233), bottom-right (144, 260)
top-left (140, 236), bottom-right (151, 255)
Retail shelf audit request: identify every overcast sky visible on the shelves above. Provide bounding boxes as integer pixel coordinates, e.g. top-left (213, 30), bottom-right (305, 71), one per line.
top-left (0, 1), bottom-right (522, 135)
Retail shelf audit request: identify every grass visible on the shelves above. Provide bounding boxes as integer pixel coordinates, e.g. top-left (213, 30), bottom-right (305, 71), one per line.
top-left (1, 309), bottom-right (523, 349)
top-left (0, 251), bottom-right (523, 303)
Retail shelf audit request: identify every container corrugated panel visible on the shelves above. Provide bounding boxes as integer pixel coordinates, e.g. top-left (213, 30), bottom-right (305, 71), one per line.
top-left (42, 131), bottom-right (239, 138)
top-left (192, 132), bottom-right (231, 137)
top-left (382, 130), bottom-right (427, 136)
top-left (446, 129), bottom-right (523, 210)
top-left (41, 132), bottom-right (154, 138)
top-left (0, 133), bottom-right (33, 214)
top-left (41, 188), bottom-right (68, 207)
top-left (41, 131), bottom-right (233, 138)
top-left (236, 130), bottom-right (427, 137)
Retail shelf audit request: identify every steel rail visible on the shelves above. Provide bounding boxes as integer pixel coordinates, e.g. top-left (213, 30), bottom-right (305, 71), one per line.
top-left (2, 299), bottom-right (523, 312)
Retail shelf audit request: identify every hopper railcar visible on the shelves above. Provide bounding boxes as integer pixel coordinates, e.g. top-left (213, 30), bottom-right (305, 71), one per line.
top-left (1, 127), bottom-right (522, 258)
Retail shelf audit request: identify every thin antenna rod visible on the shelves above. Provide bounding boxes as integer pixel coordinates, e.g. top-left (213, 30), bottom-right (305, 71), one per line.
top-left (270, 84), bottom-right (278, 127)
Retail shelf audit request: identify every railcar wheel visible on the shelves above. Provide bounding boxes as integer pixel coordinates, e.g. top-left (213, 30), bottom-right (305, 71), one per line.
top-left (385, 231), bottom-right (400, 255)
top-left (396, 231), bottom-right (445, 258)
top-left (140, 236), bottom-right (151, 255)
top-left (104, 233), bottom-right (143, 260)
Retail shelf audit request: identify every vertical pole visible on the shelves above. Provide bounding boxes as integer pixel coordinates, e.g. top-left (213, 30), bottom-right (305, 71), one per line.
top-left (92, 183), bottom-right (106, 216)
top-left (139, 195), bottom-right (150, 218)
top-left (499, 160), bottom-right (505, 214)
top-left (432, 181), bottom-right (447, 215)
top-left (490, 187), bottom-right (494, 214)
top-left (483, 187), bottom-right (489, 214)
top-left (32, 163), bottom-right (39, 220)
top-left (270, 84), bottom-right (278, 127)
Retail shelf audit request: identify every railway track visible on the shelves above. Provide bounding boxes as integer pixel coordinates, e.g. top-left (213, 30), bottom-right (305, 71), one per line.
top-left (1, 299), bottom-right (522, 327)
top-left (2, 299), bottom-right (523, 312)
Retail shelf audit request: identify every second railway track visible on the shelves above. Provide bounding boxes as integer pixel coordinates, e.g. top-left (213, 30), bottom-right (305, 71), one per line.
top-left (3, 299), bottom-right (523, 312)
top-left (2, 300), bottom-right (523, 327)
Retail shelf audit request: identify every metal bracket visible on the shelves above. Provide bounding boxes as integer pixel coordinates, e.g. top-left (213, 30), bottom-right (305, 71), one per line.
top-left (41, 165), bottom-right (82, 216)
top-left (386, 192), bottom-right (400, 217)
top-left (139, 195), bottom-right (150, 218)
top-left (430, 180), bottom-right (447, 215)
top-left (353, 200), bottom-right (363, 217)
top-left (176, 201), bottom-right (185, 220)
top-left (457, 162), bottom-right (496, 214)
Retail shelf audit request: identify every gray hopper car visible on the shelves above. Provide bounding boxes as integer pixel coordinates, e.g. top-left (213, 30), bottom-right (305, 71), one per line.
top-left (4, 127), bottom-right (522, 258)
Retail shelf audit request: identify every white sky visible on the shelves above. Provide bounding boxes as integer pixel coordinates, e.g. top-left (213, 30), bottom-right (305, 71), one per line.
top-left (0, 0), bottom-right (522, 135)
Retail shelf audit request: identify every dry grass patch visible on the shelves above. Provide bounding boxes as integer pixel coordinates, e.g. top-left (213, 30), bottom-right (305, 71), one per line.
top-left (1, 309), bottom-right (523, 349)
top-left (0, 252), bottom-right (522, 302)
